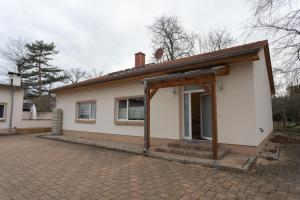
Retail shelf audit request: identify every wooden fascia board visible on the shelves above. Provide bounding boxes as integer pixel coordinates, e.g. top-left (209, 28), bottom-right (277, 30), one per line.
top-left (213, 65), bottom-right (230, 76)
top-left (148, 75), bottom-right (215, 90)
top-left (263, 45), bottom-right (275, 94)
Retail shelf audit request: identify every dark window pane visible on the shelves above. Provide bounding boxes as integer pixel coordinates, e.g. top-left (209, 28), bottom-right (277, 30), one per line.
top-left (77, 101), bottom-right (96, 120)
top-left (0, 105), bottom-right (4, 119)
top-left (119, 100), bottom-right (127, 108)
top-left (118, 100), bottom-right (127, 119)
top-left (128, 98), bottom-right (144, 120)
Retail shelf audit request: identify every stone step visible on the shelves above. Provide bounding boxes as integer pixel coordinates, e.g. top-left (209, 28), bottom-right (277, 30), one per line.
top-left (168, 141), bottom-right (212, 151)
top-left (153, 146), bottom-right (230, 159)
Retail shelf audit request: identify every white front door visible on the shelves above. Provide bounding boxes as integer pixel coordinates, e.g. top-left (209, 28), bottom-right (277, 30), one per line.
top-left (183, 88), bottom-right (212, 140)
top-left (183, 92), bottom-right (192, 139)
top-left (201, 94), bottom-right (212, 140)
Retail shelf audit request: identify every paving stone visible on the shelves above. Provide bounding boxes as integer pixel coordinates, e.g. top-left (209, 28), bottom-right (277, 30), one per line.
top-left (0, 135), bottom-right (299, 200)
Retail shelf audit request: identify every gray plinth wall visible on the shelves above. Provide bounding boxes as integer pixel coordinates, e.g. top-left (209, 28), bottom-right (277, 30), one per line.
top-left (52, 108), bottom-right (63, 135)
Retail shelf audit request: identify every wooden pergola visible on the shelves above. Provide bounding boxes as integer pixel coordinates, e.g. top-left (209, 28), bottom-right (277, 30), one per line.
top-left (142, 66), bottom-right (229, 159)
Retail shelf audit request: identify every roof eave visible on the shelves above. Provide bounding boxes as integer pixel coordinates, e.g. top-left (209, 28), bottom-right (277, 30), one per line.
top-left (262, 44), bottom-right (275, 94)
top-left (50, 48), bottom-right (261, 93)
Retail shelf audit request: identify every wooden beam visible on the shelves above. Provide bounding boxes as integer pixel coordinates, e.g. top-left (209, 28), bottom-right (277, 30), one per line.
top-left (143, 86), bottom-right (150, 152)
top-left (210, 80), bottom-right (218, 159)
top-left (213, 65), bottom-right (230, 76)
top-left (149, 88), bottom-right (158, 100)
top-left (148, 75), bottom-right (215, 90)
top-left (197, 82), bottom-right (210, 92)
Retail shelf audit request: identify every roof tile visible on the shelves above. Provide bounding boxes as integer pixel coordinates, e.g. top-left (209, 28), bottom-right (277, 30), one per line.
top-left (51, 40), bottom-right (269, 92)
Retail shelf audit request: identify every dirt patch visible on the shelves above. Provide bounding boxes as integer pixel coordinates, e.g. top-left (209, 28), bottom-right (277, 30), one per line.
top-left (258, 142), bottom-right (280, 160)
top-left (270, 135), bottom-right (300, 144)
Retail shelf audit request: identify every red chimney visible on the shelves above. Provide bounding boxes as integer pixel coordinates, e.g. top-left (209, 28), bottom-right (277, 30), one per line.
top-left (135, 52), bottom-right (145, 67)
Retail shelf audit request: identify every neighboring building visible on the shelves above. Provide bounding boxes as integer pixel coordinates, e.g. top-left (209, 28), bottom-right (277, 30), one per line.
top-left (51, 40), bottom-right (274, 157)
top-left (0, 73), bottom-right (52, 134)
top-left (0, 75), bottom-right (24, 133)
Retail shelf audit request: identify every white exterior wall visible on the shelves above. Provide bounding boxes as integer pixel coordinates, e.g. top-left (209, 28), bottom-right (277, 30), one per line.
top-left (1, 87), bottom-right (52, 133)
top-left (0, 87), bottom-right (24, 131)
top-left (253, 49), bottom-right (273, 144)
top-left (22, 111), bottom-right (53, 120)
top-left (216, 50), bottom-right (273, 146)
top-left (56, 81), bottom-right (180, 139)
top-left (19, 119), bottom-right (52, 128)
top-left (216, 62), bottom-right (257, 146)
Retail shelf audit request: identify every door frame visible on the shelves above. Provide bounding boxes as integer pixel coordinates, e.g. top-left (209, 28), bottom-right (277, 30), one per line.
top-left (183, 89), bottom-right (204, 140)
top-left (200, 94), bottom-right (212, 140)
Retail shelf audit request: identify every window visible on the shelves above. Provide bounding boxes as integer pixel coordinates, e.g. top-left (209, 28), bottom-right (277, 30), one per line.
top-left (76, 101), bottom-right (96, 121)
top-left (117, 97), bottom-right (144, 121)
top-left (0, 103), bottom-right (5, 121)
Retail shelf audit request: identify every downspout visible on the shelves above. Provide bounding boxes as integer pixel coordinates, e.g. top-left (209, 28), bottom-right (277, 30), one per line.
top-left (9, 78), bottom-right (14, 134)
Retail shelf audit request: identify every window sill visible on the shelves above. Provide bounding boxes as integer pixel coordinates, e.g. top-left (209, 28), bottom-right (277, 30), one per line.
top-left (75, 119), bottom-right (96, 124)
top-left (115, 120), bottom-right (144, 126)
top-left (0, 119), bottom-right (5, 122)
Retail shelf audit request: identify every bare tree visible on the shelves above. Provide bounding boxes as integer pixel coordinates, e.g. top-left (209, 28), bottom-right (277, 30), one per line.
top-left (148, 15), bottom-right (196, 61)
top-left (0, 38), bottom-right (28, 73)
top-left (248, 0), bottom-right (300, 87)
top-left (85, 68), bottom-right (103, 79)
top-left (198, 29), bottom-right (236, 53)
top-left (63, 67), bottom-right (103, 85)
top-left (64, 67), bottom-right (89, 84)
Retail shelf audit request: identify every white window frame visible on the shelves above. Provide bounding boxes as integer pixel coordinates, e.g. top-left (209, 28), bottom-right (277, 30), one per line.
top-left (0, 103), bottom-right (6, 121)
top-left (76, 100), bottom-right (96, 122)
top-left (116, 97), bottom-right (144, 122)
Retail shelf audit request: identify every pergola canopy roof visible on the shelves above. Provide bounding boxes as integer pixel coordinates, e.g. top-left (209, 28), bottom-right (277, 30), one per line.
top-left (143, 68), bottom-right (215, 85)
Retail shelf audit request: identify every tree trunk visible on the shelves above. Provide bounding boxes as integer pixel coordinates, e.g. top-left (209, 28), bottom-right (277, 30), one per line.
top-left (38, 54), bottom-right (42, 98)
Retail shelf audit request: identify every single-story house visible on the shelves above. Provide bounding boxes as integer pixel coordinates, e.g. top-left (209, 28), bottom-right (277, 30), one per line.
top-left (0, 73), bottom-right (24, 134)
top-left (0, 73), bottom-right (52, 134)
top-left (51, 40), bottom-right (274, 158)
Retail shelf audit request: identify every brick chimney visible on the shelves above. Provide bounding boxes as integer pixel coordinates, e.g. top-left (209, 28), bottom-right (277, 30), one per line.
top-left (135, 52), bottom-right (145, 67)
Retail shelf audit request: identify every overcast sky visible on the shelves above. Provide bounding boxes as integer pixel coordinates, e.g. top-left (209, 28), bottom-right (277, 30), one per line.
top-left (0, 0), bottom-right (265, 82)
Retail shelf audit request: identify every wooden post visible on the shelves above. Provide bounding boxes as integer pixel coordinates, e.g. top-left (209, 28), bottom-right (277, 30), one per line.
top-left (143, 83), bottom-right (150, 152)
top-left (210, 79), bottom-right (218, 159)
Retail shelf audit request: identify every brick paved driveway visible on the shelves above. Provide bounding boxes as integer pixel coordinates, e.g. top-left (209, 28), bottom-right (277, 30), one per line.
top-left (0, 135), bottom-right (299, 200)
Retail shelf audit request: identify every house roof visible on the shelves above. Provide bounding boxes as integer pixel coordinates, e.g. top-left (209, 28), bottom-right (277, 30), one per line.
top-left (51, 40), bottom-right (275, 94)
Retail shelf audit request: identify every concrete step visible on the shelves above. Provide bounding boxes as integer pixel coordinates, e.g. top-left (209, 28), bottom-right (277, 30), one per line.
top-left (153, 146), bottom-right (230, 159)
top-left (168, 140), bottom-right (212, 151)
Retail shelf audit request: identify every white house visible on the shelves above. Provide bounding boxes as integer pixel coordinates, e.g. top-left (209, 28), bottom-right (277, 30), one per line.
top-left (0, 73), bottom-right (24, 134)
top-left (0, 73), bottom-right (52, 134)
top-left (51, 40), bottom-right (274, 158)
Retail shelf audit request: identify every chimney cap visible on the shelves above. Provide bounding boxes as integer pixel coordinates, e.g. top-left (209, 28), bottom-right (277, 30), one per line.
top-left (8, 72), bottom-right (21, 76)
top-left (135, 52), bottom-right (145, 55)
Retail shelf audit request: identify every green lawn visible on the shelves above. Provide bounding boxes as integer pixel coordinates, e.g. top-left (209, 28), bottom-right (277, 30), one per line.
top-left (273, 121), bottom-right (300, 133)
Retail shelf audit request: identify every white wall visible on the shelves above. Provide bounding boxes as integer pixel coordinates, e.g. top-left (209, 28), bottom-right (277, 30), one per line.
top-left (0, 87), bottom-right (24, 131)
top-left (0, 87), bottom-right (52, 133)
top-left (19, 119), bottom-right (52, 128)
top-left (216, 62), bottom-right (257, 146)
top-left (22, 111), bottom-right (53, 120)
top-left (253, 49), bottom-right (273, 144)
top-left (21, 111), bottom-right (52, 129)
top-left (56, 81), bottom-right (180, 139)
